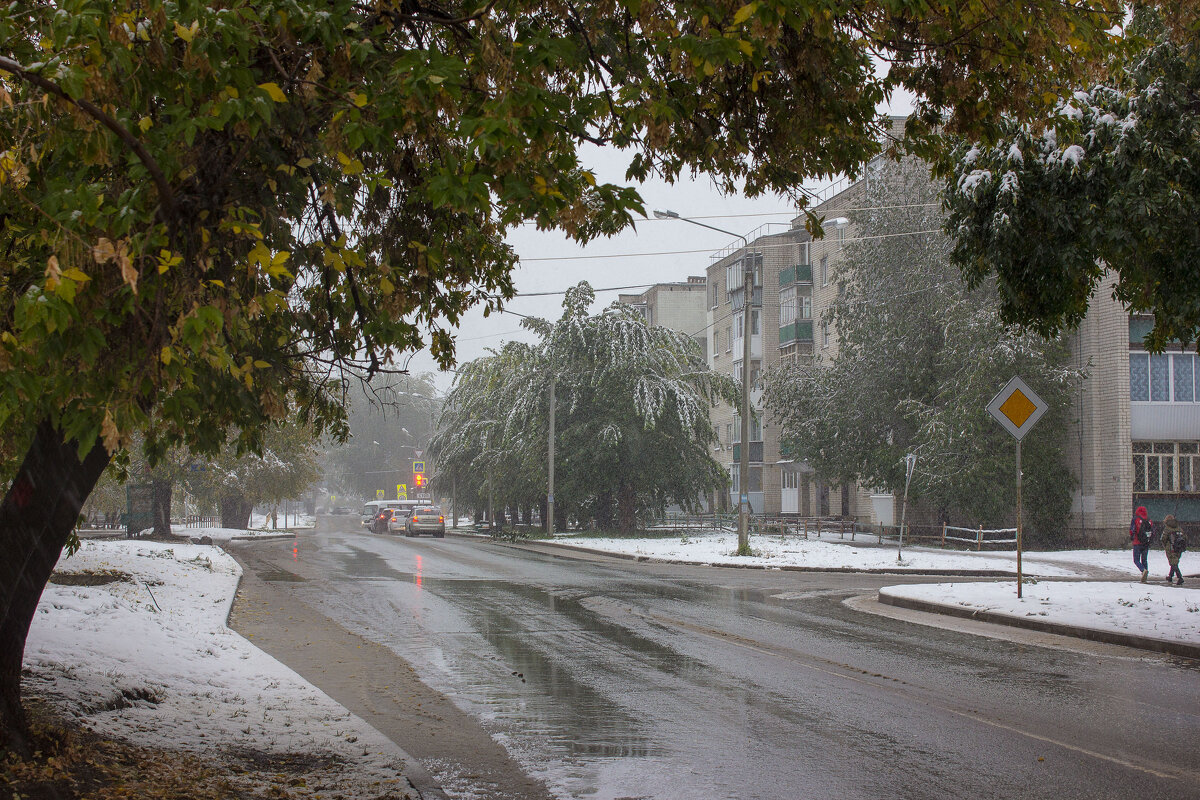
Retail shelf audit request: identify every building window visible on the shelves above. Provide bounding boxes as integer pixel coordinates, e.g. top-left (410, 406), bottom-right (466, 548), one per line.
top-left (725, 325), bottom-right (732, 352)
top-left (709, 282), bottom-right (720, 309)
top-left (733, 466), bottom-right (762, 492)
top-left (726, 423), bottom-right (733, 444)
top-left (1130, 353), bottom-right (1198, 402)
top-left (820, 255), bottom-right (829, 286)
top-left (800, 295), bottom-right (812, 319)
top-left (752, 309), bottom-right (760, 336)
top-left (1133, 441), bottom-right (1200, 492)
top-left (1175, 354), bottom-right (1195, 402)
top-left (781, 287), bottom-right (796, 325)
top-left (822, 321), bottom-right (830, 347)
top-left (712, 329), bottom-right (718, 355)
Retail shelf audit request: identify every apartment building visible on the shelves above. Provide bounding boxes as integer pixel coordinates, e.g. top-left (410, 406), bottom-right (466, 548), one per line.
top-left (616, 276), bottom-right (709, 358)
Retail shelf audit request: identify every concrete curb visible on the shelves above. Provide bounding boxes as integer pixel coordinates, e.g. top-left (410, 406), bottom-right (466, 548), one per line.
top-left (877, 589), bottom-right (1200, 660)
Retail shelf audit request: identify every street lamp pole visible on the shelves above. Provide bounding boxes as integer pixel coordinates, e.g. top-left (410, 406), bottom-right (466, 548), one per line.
top-left (654, 209), bottom-right (754, 554)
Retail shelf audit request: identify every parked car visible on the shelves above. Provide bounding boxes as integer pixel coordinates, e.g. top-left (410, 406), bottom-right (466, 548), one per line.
top-left (394, 506), bottom-right (445, 538)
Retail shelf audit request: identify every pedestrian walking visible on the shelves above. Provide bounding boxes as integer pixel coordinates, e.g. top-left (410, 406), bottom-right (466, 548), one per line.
top-left (1129, 505), bottom-right (1153, 583)
top-left (1161, 514), bottom-right (1187, 586)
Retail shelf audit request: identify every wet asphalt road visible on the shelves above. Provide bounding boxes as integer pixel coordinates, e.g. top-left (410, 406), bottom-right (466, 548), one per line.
top-left (231, 517), bottom-right (1200, 800)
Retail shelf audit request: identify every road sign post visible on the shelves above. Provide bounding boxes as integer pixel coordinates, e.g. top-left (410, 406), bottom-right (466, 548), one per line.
top-left (986, 376), bottom-right (1048, 599)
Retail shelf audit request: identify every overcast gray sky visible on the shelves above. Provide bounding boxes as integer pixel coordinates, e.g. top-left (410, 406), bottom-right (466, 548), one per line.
top-left (403, 145), bottom-right (807, 392)
top-left (406, 93), bottom-right (915, 393)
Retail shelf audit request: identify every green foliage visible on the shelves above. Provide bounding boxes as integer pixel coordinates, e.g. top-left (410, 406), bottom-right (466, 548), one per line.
top-left (763, 158), bottom-right (1082, 540)
top-left (942, 5), bottom-right (1200, 351)
top-left (431, 282), bottom-right (737, 532)
top-left (0, 0), bottom-right (1124, 475)
top-left (183, 421), bottom-right (321, 513)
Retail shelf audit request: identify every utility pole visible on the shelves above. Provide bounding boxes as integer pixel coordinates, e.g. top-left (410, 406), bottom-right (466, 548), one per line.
top-left (653, 209), bottom-right (753, 554)
top-left (548, 378), bottom-right (555, 536)
top-left (738, 251), bottom-right (754, 553)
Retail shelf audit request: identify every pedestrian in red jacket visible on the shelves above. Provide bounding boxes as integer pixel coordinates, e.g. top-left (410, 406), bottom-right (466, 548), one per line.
top-left (1129, 506), bottom-right (1153, 583)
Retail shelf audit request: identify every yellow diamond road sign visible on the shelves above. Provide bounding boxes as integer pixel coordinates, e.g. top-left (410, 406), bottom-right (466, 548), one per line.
top-left (987, 376), bottom-right (1047, 441)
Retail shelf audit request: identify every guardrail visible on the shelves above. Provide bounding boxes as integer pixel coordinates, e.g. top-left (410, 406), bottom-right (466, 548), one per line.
top-left (648, 514), bottom-right (1018, 550)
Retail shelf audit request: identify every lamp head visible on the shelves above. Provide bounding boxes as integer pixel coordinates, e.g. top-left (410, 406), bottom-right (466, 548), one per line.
top-left (652, 208), bottom-right (680, 220)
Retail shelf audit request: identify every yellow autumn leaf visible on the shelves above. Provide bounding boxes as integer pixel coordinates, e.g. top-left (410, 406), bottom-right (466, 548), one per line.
top-left (350, 91), bottom-right (368, 107)
top-left (160, 346), bottom-right (173, 365)
top-left (61, 268), bottom-right (91, 283)
top-left (296, 157), bottom-right (314, 168)
top-left (92, 238), bottom-right (118, 264)
top-left (380, 275), bottom-right (394, 295)
top-left (732, 2), bottom-right (757, 26)
top-left (138, 117), bottom-right (153, 132)
top-left (738, 40), bottom-right (754, 57)
top-left (101, 410), bottom-right (121, 454)
top-left (225, 85), bottom-right (239, 99)
top-left (119, 252), bottom-right (139, 295)
top-left (258, 82), bottom-right (287, 103)
top-left (253, 360), bottom-right (271, 369)
top-left (174, 21), bottom-right (195, 42)
top-left (45, 255), bottom-right (62, 286)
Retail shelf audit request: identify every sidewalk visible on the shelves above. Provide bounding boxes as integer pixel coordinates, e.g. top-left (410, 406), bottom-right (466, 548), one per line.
top-left (878, 580), bottom-right (1200, 659)
top-left (24, 537), bottom-right (425, 799)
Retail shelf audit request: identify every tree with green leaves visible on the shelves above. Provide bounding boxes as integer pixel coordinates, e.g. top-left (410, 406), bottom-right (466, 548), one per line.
top-left (763, 157), bottom-right (1082, 538)
top-left (942, 5), bottom-right (1200, 352)
top-left (0, 0), bottom-right (1123, 752)
top-left (432, 283), bottom-right (737, 532)
top-left (184, 422), bottom-right (321, 529)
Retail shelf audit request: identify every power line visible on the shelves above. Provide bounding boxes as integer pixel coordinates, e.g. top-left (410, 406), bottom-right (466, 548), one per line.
top-left (518, 227), bottom-right (943, 263)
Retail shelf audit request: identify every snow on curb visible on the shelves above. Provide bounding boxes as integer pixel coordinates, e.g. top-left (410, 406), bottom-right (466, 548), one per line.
top-left (24, 539), bottom-right (413, 792)
top-left (879, 580), bottom-right (1200, 657)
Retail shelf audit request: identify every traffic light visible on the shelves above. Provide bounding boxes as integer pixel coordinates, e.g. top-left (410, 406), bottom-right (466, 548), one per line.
top-left (413, 473), bottom-right (426, 488)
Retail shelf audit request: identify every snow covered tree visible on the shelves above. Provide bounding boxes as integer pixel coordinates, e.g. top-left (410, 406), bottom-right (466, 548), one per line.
top-left (432, 283), bottom-right (736, 533)
top-left (183, 423), bottom-right (321, 529)
top-left (763, 158), bottom-right (1082, 538)
top-left (943, 6), bottom-right (1200, 352)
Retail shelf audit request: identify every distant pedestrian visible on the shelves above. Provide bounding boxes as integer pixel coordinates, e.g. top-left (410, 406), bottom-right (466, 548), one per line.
top-left (1161, 514), bottom-right (1187, 586)
top-left (1129, 506), bottom-right (1153, 583)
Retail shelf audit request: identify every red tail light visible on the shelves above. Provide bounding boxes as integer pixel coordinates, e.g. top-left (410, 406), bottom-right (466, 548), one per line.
top-left (412, 517), bottom-right (418, 524)
top-left (438, 516), bottom-right (444, 523)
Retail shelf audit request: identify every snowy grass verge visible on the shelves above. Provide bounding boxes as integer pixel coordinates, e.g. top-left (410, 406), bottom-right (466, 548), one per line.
top-left (880, 581), bottom-right (1200, 647)
top-left (23, 539), bottom-right (412, 794)
top-left (553, 529), bottom-right (1104, 576)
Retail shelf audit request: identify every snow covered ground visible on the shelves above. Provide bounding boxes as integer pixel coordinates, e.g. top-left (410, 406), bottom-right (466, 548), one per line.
top-left (24, 538), bottom-right (415, 797)
top-left (552, 528), bottom-right (1138, 577)
top-left (248, 511), bottom-right (315, 530)
top-left (548, 529), bottom-right (1199, 647)
top-left (880, 580), bottom-right (1200, 648)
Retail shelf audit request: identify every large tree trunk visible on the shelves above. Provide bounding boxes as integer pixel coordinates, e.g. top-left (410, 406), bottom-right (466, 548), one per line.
top-left (219, 493), bottom-right (253, 529)
top-left (595, 490), bottom-right (614, 531)
top-left (0, 420), bottom-right (111, 756)
top-left (618, 482), bottom-right (637, 534)
top-left (151, 478), bottom-right (172, 538)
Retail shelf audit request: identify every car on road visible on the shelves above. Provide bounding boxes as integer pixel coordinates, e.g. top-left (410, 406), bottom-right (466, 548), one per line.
top-left (370, 508), bottom-right (396, 534)
top-left (391, 506), bottom-right (445, 538)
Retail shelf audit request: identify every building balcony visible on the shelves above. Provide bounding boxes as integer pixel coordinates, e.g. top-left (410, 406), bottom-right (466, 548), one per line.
top-left (729, 285), bottom-right (762, 311)
top-left (732, 442), bottom-right (764, 462)
top-left (779, 320), bottom-right (814, 344)
top-left (779, 264), bottom-right (813, 286)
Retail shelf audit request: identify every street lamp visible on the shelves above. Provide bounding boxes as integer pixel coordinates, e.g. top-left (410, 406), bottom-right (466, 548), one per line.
top-left (654, 209), bottom-right (754, 554)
